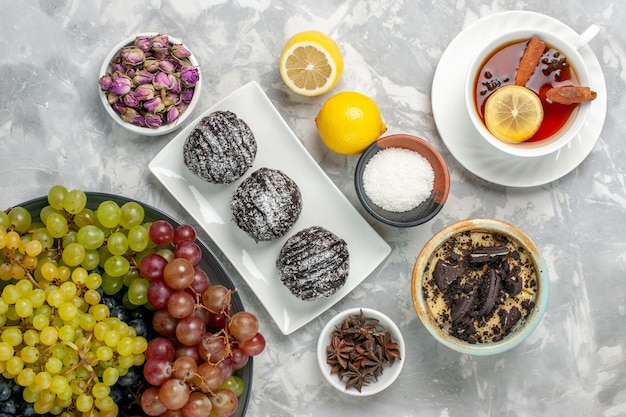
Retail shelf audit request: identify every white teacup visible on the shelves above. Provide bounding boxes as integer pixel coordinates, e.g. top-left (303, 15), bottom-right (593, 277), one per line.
top-left (465, 25), bottom-right (599, 158)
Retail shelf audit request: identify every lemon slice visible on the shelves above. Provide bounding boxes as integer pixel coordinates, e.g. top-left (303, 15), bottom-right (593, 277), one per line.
top-left (315, 91), bottom-right (387, 154)
top-left (484, 85), bottom-right (544, 143)
top-left (279, 31), bottom-right (343, 96)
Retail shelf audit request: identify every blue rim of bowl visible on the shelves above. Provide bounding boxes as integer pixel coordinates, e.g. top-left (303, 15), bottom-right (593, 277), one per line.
top-left (98, 33), bottom-right (202, 136)
top-left (354, 135), bottom-right (450, 227)
top-left (16, 192), bottom-right (252, 416)
top-left (411, 218), bottom-right (550, 356)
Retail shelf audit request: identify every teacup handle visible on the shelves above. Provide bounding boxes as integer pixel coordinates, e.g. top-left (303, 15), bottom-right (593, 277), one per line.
top-left (574, 24), bottom-right (600, 50)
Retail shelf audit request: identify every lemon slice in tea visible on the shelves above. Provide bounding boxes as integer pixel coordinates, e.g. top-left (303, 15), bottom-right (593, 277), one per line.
top-left (484, 85), bottom-right (544, 143)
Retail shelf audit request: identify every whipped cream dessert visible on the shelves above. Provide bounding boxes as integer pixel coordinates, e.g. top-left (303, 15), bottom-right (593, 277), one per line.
top-left (422, 230), bottom-right (538, 343)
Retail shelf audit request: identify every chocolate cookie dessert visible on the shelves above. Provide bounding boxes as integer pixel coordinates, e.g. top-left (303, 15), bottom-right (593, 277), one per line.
top-left (276, 226), bottom-right (349, 301)
top-left (230, 168), bottom-right (302, 242)
top-left (422, 230), bottom-right (537, 343)
top-left (183, 110), bottom-right (257, 184)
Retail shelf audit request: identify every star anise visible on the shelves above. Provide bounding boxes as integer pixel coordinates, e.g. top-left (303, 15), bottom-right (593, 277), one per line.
top-left (326, 335), bottom-right (353, 374)
top-left (342, 362), bottom-right (372, 392)
top-left (376, 330), bottom-right (402, 364)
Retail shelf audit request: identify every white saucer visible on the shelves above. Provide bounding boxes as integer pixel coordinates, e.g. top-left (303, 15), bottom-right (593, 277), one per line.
top-left (431, 11), bottom-right (607, 187)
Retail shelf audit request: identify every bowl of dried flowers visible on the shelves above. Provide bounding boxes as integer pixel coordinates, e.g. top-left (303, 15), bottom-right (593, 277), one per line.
top-left (316, 308), bottom-right (405, 396)
top-left (98, 33), bottom-right (201, 136)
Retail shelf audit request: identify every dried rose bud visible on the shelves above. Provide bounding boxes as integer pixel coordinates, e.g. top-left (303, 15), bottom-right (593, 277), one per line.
top-left (145, 112), bottom-right (163, 128)
top-left (99, 75), bottom-right (113, 91)
top-left (122, 92), bottom-right (139, 108)
top-left (119, 107), bottom-right (144, 125)
top-left (162, 92), bottom-right (180, 107)
top-left (107, 92), bottom-right (120, 105)
top-left (166, 106), bottom-right (180, 124)
top-left (171, 44), bottom-right (191, 59)
top-left (135, 84), bottom-right (155, 101)
top-left (151, 35), bottom-right (169, 54)
top-left (143, 58), bottom-right (160, 73)
top-left (180, 88), bottom-right (194, 103)
top-left (159, 60), bottom-right (176, 73)
top-left (144, 97), bottom-right (165, 113)
top-left (153, 72), bottom-right (179, 90)
top-left (133, 69), bottom-right (154, 85)
top-left (121, 47), bottom-right (145, 67)
top-left (180, 66), bottom-right (199, 87)
top-left (134, 36), bottom-right (152, 52)
top-left (110, 74), bottom-right (132, 95)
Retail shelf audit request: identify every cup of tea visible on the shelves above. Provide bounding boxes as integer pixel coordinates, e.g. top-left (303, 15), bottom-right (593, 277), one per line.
top-left (465, 25), bottom-right (599, 158)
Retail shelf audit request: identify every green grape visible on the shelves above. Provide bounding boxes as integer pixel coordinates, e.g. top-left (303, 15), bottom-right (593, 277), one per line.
top-left (61, 242), bottom-right (86, 267)
top-left (32, 227), bottom-right (54, 249)
top-left (14, 298), bottom-right (33, 318)
top-left (119, 201), bottom-right (145, 229)
top-left (0, 211), bottom-right (10, 231)
top-left (8, 207), bottom-right (32, 233)
top-left (45, 213), bottom-right (68, 238)
top-left (76, 225), bottom-right (105, 250)
top-left (47, 184), bottom-right (68, 210)
top-left (76, 393), bottom-right (94, 412)
top-left (85, 272), bottom-right (103, 290)
top-left (81, 249), bottom-right (100, 270)
top-left (1, 326), bottom-right (22, 346)
top-left (102, 367), bottom-right (119, 386)
top-left (122, 268), bottom-right (140, 287)
top-left (96, 201), bottom-right (122, 229)
top-left (61, 230), bottom-right (78, 247)
top-left (74, 208), bottom-right (95, 228)
top-left (127, 278), bottom-right (150, 306)
top-left (127, 224), bottom-right (150, 252)
top-left (107, 231), bottom-right (129, 256)
top-left (101, 273), bottom-right (124, 295)
top-left (63, 189), bottom-right (87, 215)
top-left (219, 375), bottom-right (245, 397)
top-left (39, 205), bottom-right (64, 224)
top-left (103, 255), bottom-right (129, 277)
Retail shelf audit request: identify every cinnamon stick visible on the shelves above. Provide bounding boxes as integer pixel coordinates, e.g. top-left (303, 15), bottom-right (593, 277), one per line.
top-left (545, 86), bottom-right (597, 104)
top-left (515, 36), bottom-right (546, 86)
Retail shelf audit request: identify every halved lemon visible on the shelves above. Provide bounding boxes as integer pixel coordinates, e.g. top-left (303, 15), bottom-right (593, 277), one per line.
top-left (484, 85), bottom-right (544, 143)
top-left (279, 31), bottom-right (343, 96)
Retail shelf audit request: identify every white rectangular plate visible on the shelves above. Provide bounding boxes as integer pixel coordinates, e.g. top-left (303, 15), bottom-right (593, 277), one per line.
top-left (149, 81), bottom-right (391, 335)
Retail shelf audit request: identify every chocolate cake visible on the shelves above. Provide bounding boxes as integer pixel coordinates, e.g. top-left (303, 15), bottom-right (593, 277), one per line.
top-left (230, 168), bottom-right (302, 242)
top-left (183, 110), bottom-right (257, 184)
top-left (276, 226), bottom-right (349, 301)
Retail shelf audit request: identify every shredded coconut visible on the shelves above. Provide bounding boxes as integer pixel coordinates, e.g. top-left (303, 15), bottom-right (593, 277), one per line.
top-left (362, 147), bottom-right (435, 212)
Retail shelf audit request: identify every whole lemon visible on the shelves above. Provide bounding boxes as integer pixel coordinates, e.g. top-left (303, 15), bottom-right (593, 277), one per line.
top-left (315, 91), bottom-right (387, 154)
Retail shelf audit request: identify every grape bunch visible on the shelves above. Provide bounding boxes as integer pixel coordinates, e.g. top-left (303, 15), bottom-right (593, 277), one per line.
top-left (139, 220), bottom-right (265, 417)
top-left (0, 185), bottom-right (262, 417)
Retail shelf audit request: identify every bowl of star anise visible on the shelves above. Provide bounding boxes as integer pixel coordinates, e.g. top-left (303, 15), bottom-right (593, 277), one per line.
top-left (316, 308), bottom-right (405, 396)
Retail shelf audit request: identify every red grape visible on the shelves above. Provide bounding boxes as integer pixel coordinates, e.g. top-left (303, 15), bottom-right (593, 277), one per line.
top-left (164, 258), bottom-right (195, 290)
top-left (195, 362), bottom-right (226, 394)
top-left (207, 312), bottom-right (227, 329)
top-left (229, 311), bottom-right (259, 342)
top-left (176, 315), bottom-right (205, 346)
top-left (150, 220), bottom-right (175, 246)
top-left (152, 309), bottom-right (179, 338)
top-left (230, 348), bottom-right (249, 370)
top-left (181, 392), bottom-right (212, 417)
top-left (167, 291), bottom-right (196, 319)
top-left (197, 333), bottom-right (226, 363)
top-left (188, 268), bottom-right (210, 295)
top-left (141, 387), bottom-right (168, 416)
top-left (175, 344), bottom-right (201, 364)
top-left (239, 332), bottom-right (266, 356)
top-left (174, 241), bottom-right (202, 266)
top-left (202, 285), bottom-right (230, 313)
top-left (159, 378), bottom-right (190, 410)
top-left (145, 337), bottom-right (176, 361)
top-left (140, 253), bottom-right (169, 282)
top-left (143, 358), bottom-right (173, 386)
top-left (172, 356), bottom-right (198, 382)
top-left (210, 389), bottom-right (238, 417)
top-left (174, 224), bottom-right (196, 245)
top-left (147, 279), bottom-right (175, 309)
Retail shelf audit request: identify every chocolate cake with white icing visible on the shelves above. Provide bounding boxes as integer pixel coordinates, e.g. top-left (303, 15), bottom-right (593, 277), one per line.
top-left (276, 226), bottom-right (349, 301)
top-left (183, 110), bottom-right (257, 184)
top-left (230, 167), bottom-right (302, 242)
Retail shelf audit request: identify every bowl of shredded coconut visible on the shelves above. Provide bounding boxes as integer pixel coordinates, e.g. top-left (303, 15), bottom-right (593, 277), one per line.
top-left (354, 134), bottom-right (449, 227)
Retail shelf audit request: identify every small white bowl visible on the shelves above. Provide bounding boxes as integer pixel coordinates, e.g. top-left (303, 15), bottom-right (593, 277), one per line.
top-left (316, 307), bottom-right (405, 396)
top-left (98, 32), bottom-right (202, 136)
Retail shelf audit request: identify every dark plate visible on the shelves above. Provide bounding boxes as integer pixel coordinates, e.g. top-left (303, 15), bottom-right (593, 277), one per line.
top-left (17, 192), bottom-right (252, 417)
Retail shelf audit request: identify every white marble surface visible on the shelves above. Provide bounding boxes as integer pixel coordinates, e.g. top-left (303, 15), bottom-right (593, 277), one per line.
top-left (1, 1), bottom-right (626, 416)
